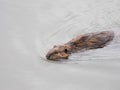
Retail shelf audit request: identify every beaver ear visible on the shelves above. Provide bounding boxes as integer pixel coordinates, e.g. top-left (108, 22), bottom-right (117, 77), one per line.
top-left (53, 45), bottom-right (57, 48)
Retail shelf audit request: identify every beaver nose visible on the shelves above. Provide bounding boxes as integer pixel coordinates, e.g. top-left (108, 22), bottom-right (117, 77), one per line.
top-left (46, 54), bottom-right (50, 59)
top-left (46, 53), bottom-right (53, 60)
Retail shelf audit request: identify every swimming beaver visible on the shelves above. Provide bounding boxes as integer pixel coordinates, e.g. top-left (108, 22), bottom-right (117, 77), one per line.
top-left (46, 31), bottom-right (114, 60)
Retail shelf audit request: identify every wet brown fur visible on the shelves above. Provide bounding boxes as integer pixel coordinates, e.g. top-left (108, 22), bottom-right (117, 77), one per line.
top-left (46, 31), bottom-right (114, 60)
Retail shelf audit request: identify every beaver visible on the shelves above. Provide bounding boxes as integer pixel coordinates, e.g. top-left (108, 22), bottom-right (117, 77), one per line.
top-left (46, 31), bottom-right (114, 60)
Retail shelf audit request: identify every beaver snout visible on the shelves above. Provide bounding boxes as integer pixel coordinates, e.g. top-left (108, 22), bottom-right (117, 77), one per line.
top-left (46, 52), bottom-right (69, 60)
top-left (46, 52), bottom-right (59, 60)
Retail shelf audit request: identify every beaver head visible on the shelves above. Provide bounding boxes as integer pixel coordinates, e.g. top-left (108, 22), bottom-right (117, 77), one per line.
top-left (46, 45), bottom-right (71, 60)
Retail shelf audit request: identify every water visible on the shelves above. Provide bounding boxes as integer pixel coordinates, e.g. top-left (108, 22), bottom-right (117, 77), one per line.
top-left (0, 0), bottom-right (120, 90)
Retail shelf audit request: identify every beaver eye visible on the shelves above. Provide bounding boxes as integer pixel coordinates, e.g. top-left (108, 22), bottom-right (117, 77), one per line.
top-left (64, 49), bottom-right (68, 53)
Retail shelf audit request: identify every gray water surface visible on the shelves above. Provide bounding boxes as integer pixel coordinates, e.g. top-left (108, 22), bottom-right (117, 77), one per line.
top-left (1, 0), bottom-right (120, 90)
